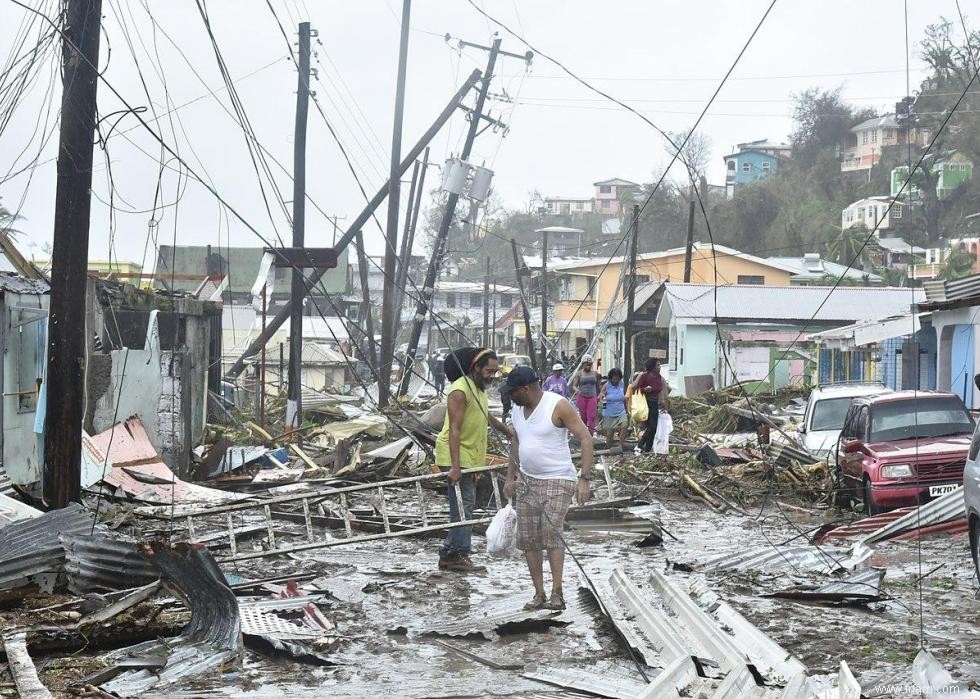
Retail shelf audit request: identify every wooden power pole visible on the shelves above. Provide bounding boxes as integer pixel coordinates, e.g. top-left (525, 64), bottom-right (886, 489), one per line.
top-left (539, 228), bottom-right (549, 370)
top-left (287, 21), bottom-right (311, 428)
top-left (511, 238), bottom-right (538, 373)
top-left (44, 0), bottom-right (103, 508)
top-left (623, 205), bottom-right (640, 378)
top-left (683, 184), bottom-right (696, 283)
top-left (379, 0), bottom-right (412, 408)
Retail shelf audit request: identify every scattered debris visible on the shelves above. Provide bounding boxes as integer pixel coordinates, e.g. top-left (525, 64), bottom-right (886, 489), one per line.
top-left (1, 630), bottom-right (52, 699)
top-left (767, 568), bottom-right (886, 605)
top-left (418, 608), bottom-right (569, 641)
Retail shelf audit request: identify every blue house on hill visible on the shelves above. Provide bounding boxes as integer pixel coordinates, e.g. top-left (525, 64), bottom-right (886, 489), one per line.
top-left (723, 139), bottom-right (791, 198)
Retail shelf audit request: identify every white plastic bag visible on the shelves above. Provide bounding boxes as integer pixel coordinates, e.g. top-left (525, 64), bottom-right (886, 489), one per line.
top-left (486, 503), bottom-right (517, 555)
top-left (653, 411), bottom-right (673, 454)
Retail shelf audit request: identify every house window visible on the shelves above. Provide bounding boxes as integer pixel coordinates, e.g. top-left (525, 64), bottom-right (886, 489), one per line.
top-left (857, 208), bottom-right (865, 218)
top-left (862, 131), bottom-right (869, 145)
top-left (445, 293), bottom-right (456, 308)
top-left (741, 162), bottom-right (751, 173)
top-left (871, 129), bottom-right (878, 143)
top-left (469, 293), bottom-right (482, 309)
top-left (727, 160), bottom-right (736, 171)
top-left (737, 275), bottom-right (764, 285)
top-left (599, 185), bottom-right (612, 194)
top-left (893, 205), bottom-right (902, 219)
top-left (627, 274), bottom-right (651, 292)
top-left (761, 161), bottom-right (771, 172)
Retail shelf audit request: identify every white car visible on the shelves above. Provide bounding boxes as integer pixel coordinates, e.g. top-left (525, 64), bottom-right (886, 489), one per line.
top-left (967, 375), bottom-right (980, 583)
top-left (799, 382), bottom-right (892, 460)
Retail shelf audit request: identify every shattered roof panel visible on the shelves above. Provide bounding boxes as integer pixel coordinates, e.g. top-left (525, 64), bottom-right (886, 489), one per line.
top-left (0, 504), bottom-right (94, 592)
top-left (0, 272), bottom-right (49, 294)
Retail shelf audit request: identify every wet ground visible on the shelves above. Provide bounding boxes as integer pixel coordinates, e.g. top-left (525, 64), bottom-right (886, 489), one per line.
top-left (134, 490), bottom-right (980, 698)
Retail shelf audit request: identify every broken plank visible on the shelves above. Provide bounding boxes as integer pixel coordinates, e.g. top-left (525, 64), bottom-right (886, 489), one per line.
top-left (1, 631), bottom-right (52, 698)
top-left (247, 422), bottom-right (276, 444)
top-left (290, 444), bottom-right (319, 470)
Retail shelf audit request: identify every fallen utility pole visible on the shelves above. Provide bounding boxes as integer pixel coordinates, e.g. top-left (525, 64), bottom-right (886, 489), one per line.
top-left (539, 228), bottom-right (549, 369)
top-left (44, 0), bottom-right (103, 508)
top-left (683, 183), bottom-right (695, 283)
top-left (398, 39), bottom-right (502, 397)
top-left (623, 204), bottom-right (640, 378)
top-left (287, 21), bottom-right (311, 428)
top-left (225, 70), bottom-right (481, 380)
top-left (511, 238), bottom-right (538, 373)
top-left (379, 0), bottom-right (412, 408)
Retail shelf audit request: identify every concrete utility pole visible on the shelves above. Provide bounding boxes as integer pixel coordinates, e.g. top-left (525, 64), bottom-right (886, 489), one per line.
top-left (44, 0), bottom-right (103, 508)
top-left (624, 205), bottom-right (640, 378)
top-left (379, 0), bottom-right (412, 408)
top-left (355, 231), bottom-right (378, 379)
top-left (539, 228), bottom-right (549, 370)
top-left (397, 39), bottom-right (502, 397)
top-left (225, 70), bottom-right (481, 381)
top-left (483, 257), bottom-right (490, 347)
top-left (511, 238), bottom-right (538, 373)
top-left (395, 148), bottom-right (429, 312)
top-left (287, 22), bottom-right (311, 428)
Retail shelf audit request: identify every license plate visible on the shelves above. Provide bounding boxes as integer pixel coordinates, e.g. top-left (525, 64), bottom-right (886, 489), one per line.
top-left (928, 484), bottom-right (959, 497)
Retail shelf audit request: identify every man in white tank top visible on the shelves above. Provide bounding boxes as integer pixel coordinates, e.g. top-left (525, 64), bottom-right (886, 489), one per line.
top-left (503, 367), bottom-right (594, 611)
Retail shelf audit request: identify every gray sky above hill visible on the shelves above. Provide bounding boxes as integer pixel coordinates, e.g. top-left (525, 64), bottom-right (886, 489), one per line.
top-left (0, 1), bottom-right (953, 267)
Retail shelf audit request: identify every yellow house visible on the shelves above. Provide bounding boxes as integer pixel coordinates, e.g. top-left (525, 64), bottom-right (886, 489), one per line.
top-left (515, 242), bottom-right (797, 358)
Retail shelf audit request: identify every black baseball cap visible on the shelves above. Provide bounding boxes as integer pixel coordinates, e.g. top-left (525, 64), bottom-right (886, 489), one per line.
top-left (504, 366), bottom-right (539, 394)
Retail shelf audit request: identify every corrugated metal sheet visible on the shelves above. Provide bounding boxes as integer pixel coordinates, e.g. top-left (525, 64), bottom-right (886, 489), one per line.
top-left (770, 568), bottom-right (885, 603)
top-left (700, 544), bottom-right (868, 575)
top-left (601, 568), bottom-right (681, 666)
top-left (0, 504), bottom-right (94, 592)
top-left (522, 668), bottom-right (648, 698)
top-left (418, 608), bottom-right (567, 640)
top-left (61, 534), bottom-right (159, 594)
top-left (100, 542), bottom-right (242, 696)
top-left (0, 273), bottom-right (49, 294)
top-left (856, 486), bottom-right (965, 547)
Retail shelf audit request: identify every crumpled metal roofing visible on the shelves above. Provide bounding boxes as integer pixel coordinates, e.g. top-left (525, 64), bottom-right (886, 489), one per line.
top-left (0, 503), bottom-right (95, 592)
top-left (818, 486), bottom-right (966, 545)
top-left (769, 568), bottom-right (885, 603)
top-left (699, 543), bottom-right (869, 575)
top-left (100, 542), bottom-right (242, 696)
top-left (523, 667), bottom-right (648, 698)
top-left (61, 534), bottom-right (160, 594)
top-left (418, 607), bottom-right (568, 640)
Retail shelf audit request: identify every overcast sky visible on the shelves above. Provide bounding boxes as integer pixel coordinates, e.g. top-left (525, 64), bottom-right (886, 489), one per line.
top-left (0, 1), bottom-right (957, 269)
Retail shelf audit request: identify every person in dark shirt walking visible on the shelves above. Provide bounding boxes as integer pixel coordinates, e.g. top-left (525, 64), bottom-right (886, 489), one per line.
top-left (633, 359), bottom-right (667, 454)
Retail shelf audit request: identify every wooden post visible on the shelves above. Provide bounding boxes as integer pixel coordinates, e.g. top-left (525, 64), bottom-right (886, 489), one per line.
top-left (624, 205), bottom-right (640, 378)
top-left (44, 0), bottom-right (103, 508)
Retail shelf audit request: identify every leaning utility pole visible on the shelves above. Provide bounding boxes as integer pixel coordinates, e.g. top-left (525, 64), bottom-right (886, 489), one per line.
top-left (395, 148), bottom-right (429, 313)
top-left (483, 257), bottom-right (490, 347)
top-left (286, 22), bottom-right (311, 428)
top-left (683, 184), bottom-right (696, 283)
top-left (355, 231), bottom-right (378, 378)
top-left (225, 71), bottom-right (481, 381)
top-left (623, 205), bottom-right (640, 378)
top-left (398, 39), bottom-right (502, 397)
top-left (379, 0), bottom-right (412, 408)
top-left (511, 238), bottom-right (538, 373)
top-left (44, 0), bottom-right (103, 508)
top-left (539, 228), bottom-right (549, 369)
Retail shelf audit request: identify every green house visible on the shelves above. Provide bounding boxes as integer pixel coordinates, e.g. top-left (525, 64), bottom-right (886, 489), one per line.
top-left (891, 152), bottom-right (973, 200)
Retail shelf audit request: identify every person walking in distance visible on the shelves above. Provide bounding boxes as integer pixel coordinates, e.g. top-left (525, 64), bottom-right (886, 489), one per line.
top-left (428, 352), bottom-right (446, 396)
top-left (435, 348), bottom-right (511, 572)
top-left (542, 363), bottom-right (568, 397)
top-left (503, 367), bottom-right (593, 611)
top-left (633, 358), bottom-right (667, 454)
top-left (569, 354), bottom-right (600, 434)
top-left (598, 368), bottom-right (628, 452)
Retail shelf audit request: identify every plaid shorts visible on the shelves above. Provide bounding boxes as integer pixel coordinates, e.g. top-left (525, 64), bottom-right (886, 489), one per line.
top-left (515, 473), bottom-right (575, 551)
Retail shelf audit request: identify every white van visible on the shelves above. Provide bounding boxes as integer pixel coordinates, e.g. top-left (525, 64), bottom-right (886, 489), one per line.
top-left (799, 382), bottom-right (892, 460)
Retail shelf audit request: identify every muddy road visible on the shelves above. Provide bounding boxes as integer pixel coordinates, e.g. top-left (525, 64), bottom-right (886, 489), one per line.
top-left (160, 493), bottom-right (980, 698)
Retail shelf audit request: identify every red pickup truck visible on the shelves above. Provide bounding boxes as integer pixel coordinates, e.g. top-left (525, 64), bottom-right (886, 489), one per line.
top-left (836, 391), bottom-right (974, 513)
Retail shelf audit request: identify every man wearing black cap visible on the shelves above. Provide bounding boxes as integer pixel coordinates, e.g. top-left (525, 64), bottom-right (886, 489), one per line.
top-left (502, 367), bottom-right (593, 611)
